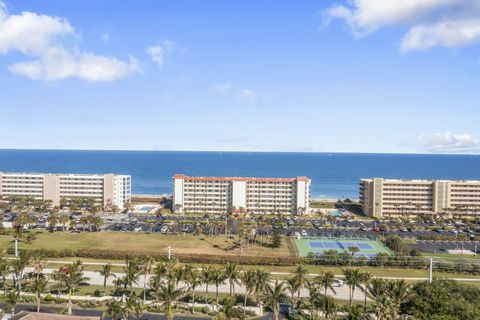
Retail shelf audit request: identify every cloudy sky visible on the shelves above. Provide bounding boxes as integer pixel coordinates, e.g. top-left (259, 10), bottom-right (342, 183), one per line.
top-left (1, 0), bottom-right (480, 153)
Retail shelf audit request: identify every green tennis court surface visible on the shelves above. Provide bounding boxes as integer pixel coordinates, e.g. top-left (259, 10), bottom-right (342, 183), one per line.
top-left (295, 237), bottom-right (392, 258)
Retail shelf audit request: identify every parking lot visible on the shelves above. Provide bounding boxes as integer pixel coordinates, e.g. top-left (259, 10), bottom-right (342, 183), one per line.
top-left (4, 211), bottom-right (480, 253)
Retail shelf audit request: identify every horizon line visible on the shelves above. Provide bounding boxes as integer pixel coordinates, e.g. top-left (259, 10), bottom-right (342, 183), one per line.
top-left (0, 147), bottom-right (479, 156)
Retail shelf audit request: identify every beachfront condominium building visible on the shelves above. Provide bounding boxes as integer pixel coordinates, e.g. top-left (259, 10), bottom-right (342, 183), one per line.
top-left (360, 178), bottom-right (480, 218)
top-left (173, 174), bottom-right (310, 215)
top-left (0, 172), bottom-right (131, 209)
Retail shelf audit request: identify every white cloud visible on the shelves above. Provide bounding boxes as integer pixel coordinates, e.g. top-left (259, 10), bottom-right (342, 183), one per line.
top-left (401, 19), bottom-right (480, 51)
top-left (325, 0), bottom-right (480, 51)
top-left (0, 3), bottom-right (140, 81)
top-left (146, 40), bottom-right (176, 67)
top-left (417, 132), bottom-right (480, 153)
top-left (212, 82), bottom-right (232, 93)
top-left (238, 89), bottom-right (257, 102)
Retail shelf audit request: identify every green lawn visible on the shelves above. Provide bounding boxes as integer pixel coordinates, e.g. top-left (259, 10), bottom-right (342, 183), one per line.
top-left (0, 231), bottom-right (292, 257)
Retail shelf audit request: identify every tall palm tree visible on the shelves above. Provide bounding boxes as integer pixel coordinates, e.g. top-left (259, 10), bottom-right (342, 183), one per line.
top-left (212, 268), bottom-right (227, 305)
top-left (292, 264), bottom-right (310, 284)
top-left (303, 281), bottom-right (322, 320)
top-left (185, 269), bottom-right (202, 313)
top-left (286, 276), bottom-right (302, 310)
top-left (224, 262), bottom-right (241, 295)
top-left (11, 252), bottom-right (29, 297)
top-left (125, 293), bottom-right (144, 320)
top-left (241, 269), bottom-right (256, 314)
top-left (358, 271), bottom-right (372, 310)
top-left (320, 294), bottom-right (337, 320)
top-left (24, 272), bottom-right (48, 312)
top-left (6, 288), bottom-right (18, 317)
top-left (155, 280), bottom-right (184, 320)
top-left (0, 257), bottom-right (11, 298)
top-left (54, 260), bottom-right (89, 314)
top-left (292, 264), bottom-right (309, 305)
top-left (343, 268), bottom-right (361, 307)
top-left (100, 263), bottom-right (116, 290)
top-left (253, 269), bottom-right (271, 307)
top-left (315, 271), bottom-right (337, 296)
top-left (123, 258), bottom-right (140, 292)
top-left (201, 265), bottom-right (215, 304)
top-left (103, 299), bottom-right (122, 320)
top-left (263, 280), bottom-right (287, 320)
top-left (139, 256), bottom-right (156, 302)
top-left (388, 280), bottom-right (410, 316)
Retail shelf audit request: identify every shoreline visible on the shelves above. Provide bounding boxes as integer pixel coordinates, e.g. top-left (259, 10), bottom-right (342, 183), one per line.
top-left (131, 194), bottom-right (359, 202)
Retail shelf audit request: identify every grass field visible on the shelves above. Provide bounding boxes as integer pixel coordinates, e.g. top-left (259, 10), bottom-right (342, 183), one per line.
top-left (295, 237), bottom-right (392, 257)
top-left (0, 231), bottom-right (292, 257)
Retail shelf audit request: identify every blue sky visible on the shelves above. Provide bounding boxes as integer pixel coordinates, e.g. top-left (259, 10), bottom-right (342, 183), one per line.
top-left (1, 0), bottom-right (480, 153)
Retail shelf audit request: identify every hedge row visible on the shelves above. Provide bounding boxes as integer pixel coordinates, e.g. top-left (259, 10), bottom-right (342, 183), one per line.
top-left (13, 247), bottom-right (305, 266)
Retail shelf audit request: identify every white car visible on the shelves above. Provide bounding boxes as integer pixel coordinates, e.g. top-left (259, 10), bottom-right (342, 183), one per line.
top-left (134, 226), bottom-right (142, 232)
top-left (301, 230), bottom-right (308, 236)
top-left (333, 279), bottom-right (344, 287)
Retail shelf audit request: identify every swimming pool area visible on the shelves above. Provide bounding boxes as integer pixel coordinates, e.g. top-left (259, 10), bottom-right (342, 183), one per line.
top-left (328, 210), bottom-right (343, 217)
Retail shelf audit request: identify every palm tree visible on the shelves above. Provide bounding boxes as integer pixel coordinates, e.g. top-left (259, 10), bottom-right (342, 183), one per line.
top-left (253, 269), bottom-right (271, 307)
top-left (201, 265), bottom-right (215, 304)
top-left (24, 271), bottom-right (48, 312)
top-left (263, 280), bottom-right (287, 320)
top-left (388, 279), bottom-right (410, 316)
top-left (155, 280), bottom-right (184, 320)
top-left (224, 262), bottom-right (241, 295)
top-left (359, 271), bottom-right (372, 310)
top-left (100, 263), bottom-right (116, 290)
top-left (241, 269), bottom-right (256, 314)
top-left (125, 293), bottom-right (144, 319)
top-left (185, 270), bottom-right (202, 313)
top-left (212, 268), bottom-right (227, 305)
top-left (315, 271), bottom-right (337, 296)
top-left (320, 294), bottom-right (337, 320)
top-left (123, 258), bottom-right (140, 292)
top-left (291, 264), bottom-right (309, 305)
top-left (54, 260), bottom-right (89, 314)
top-left (348, 246), bottom-right (360, 257)
top-left (58, 214), bottom-right (69, 231)
top-left (11, 252), bottom-right (29, 297)
top-left (0, 257), bottom-right (10, 297)
top-left (139, 256), bottom-right (156, 302)
top-left (6, 288), bottom-right (18, 317)
top-left (303, 281), bottom-right (322, 320)
top-left (286, 276), bottom-right (302, 310)
top-left (343, 268), bottom-right (361, 307)
top-left (103, 299), bottom-right (122, 320)
top-left (292, 264), bottom-right (310, 284)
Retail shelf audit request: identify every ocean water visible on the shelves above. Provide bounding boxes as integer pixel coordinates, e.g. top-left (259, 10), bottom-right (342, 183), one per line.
top-left (0, 150), bottom-right (480, 199)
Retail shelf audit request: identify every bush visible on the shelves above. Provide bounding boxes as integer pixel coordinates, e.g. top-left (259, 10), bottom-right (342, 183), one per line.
top-left (43, 293), bottom-right (53, 302)
top-left (202, 306), bottom-right (211, 314)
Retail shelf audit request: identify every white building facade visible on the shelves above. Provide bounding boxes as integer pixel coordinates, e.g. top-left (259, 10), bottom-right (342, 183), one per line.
top-left (360, 178), bottom-right (480, 218)
top-left (173, 174), bottom-right (310, 215)
top-left (0, 172), bottom-right (131, 209)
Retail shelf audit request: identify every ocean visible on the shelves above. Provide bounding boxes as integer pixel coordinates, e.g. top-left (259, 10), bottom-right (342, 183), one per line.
top-left (0, 150), bottom-right (480, 199)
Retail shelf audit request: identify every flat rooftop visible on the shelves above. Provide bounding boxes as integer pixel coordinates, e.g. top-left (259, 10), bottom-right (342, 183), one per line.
top-left (174, 174), bottom-right (310, 182)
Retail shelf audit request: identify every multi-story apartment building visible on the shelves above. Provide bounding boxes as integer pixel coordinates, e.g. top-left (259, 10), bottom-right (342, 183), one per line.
top-left (0, 172), bottom-right (131, 209)
top-left (173, 174), bottom-right (310, 215)
top-left (360, 178), bottom-right (480, 217)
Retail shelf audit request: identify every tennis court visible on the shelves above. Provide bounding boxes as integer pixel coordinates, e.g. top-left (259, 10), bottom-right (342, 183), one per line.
top-left (295, 237), bottom-right (392, 258)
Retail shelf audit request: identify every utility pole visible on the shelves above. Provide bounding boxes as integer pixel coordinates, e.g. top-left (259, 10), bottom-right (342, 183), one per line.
top-left (429, 258), bottom-right (433, 283)
top-left (15, 238), bottom-right (18, 257)
top-left (168, 245), bottom-right (171, 260)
